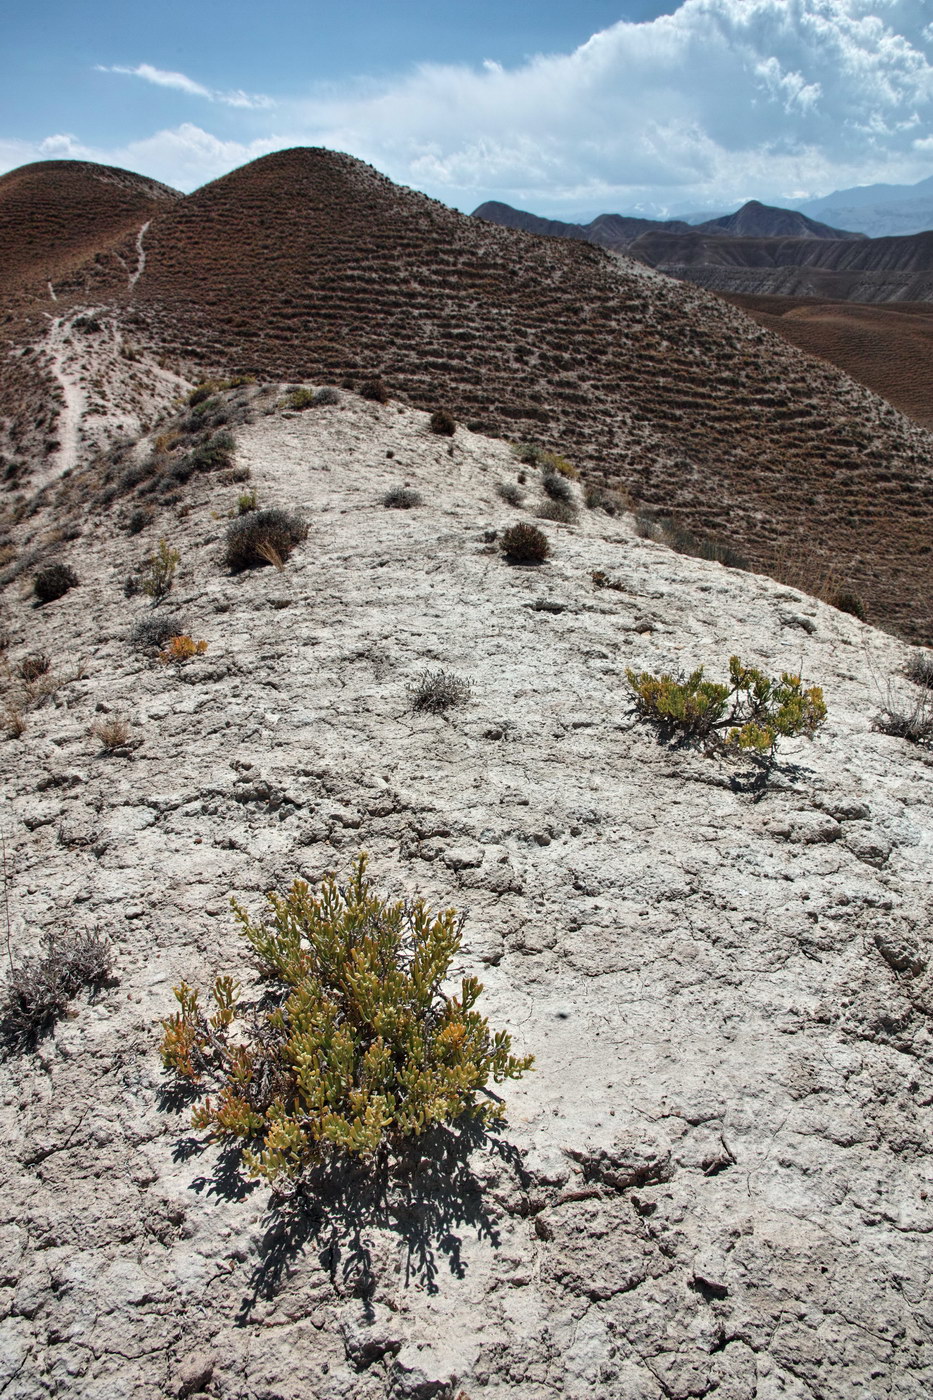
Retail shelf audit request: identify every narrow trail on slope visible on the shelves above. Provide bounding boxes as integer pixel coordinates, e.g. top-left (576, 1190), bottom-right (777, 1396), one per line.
top-left (128, 220), bottom-right (151, 291)
top-left (40, 313), bottom-right (88, 481)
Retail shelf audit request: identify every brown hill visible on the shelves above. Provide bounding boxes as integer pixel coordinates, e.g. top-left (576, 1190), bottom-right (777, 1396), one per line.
top-left (0, 159), bottom-right (180, 304)
top-left (2, 148), bottom-right (932, 641)
top-left (723, 293), bottom-right (933, 433)
top-left (629, 228), bottom-right (933, 302)
top-left (693, 199), bottom-right (863, 240)
top-left (472, 201), bottom-right (692, 247)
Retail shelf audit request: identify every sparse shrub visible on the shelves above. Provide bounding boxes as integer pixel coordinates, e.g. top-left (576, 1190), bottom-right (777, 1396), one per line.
top-left (138, 540), bottom-right (180, 601)
top-left (625, 656), bottom-right (826, 757)
top-left (537, 499), bottom-right (578, 524)
top-left (158, 635), bottom-right (207, 664)
top-left (500, 523), bottom-right (550, 564)
top-left (284, 387), bottom-right (316, 411)
top-left (873, 692), bottom-right (933, 745)
top-left (18, 652), bottom-right (51, 682)
top-left (223, 508), bottom-right (307, 572)
top-left (409, 669), bottom-right (472, 713)
top-left (429, 410), bottom-right (456, 436)
top-left (231, 464), bottom-right (251, 484)
top-left (126, 506), bottom-right (153, 535)
top-left (313, 386), bottom-right (340, 406)
top-left (91, 715), bottom-right (132, 750)
top-left (906, 652), bottom-right (933, 690)
top-left (541, 470), bottom-right (574, 504)
top-left (3, 704), bottom-right (26, 739)
top-left (33, 563), bottom-right (77, 604)
top-left (187, 382), bottom-right (215, 407)
top-left (237, 489), bottom-right (259, 514)
top-left (496, 481), bottom-right (524, 506)
top-left (585, 484), bottom-right (630, 516)
top-left (830, 590), bottom-right (867, 622)
top-left (1, 929), bottom-right (113, 1052)
top-left (511, 442), bottom-right (547, 468)
top-left (131, 614), bottom-right (188, 651)
top-left (359, 378), bottom-right (390, 404)
top-left (542, 452), bottom-right (578, 480)
top-left (635, 514), bottom-right (747, 570)
top-left (382, 487), bottom-right (423, 510)
top-left (159, 855), bottom-right (532, 1181)
top-left (591, 569), bottom-right (625, 592)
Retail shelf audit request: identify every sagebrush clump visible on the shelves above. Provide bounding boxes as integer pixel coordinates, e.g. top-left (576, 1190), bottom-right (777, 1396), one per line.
top-left (359, 378), bottom-right (390, 404)
top-left (429, 410), bottom-right (456, 436)
top-left (223, 508), bottom-right (307, 571)
top-left (500, 522), bottom-right (550, 564)
top-left (131, 614), bottom-right (188, 651)
top-left (626, 656), bottom-right (826, 756)
top-left (382, 486), bottom-right (423, 510)
top-left (33, 563), bottom-right (77, 604)
top-left (160, 856), bottom-right (532, 1181)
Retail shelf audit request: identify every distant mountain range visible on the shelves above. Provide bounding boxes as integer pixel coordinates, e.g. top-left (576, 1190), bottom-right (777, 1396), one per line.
top-left (472, 198), bottom-right (933, 304)
top-left (798, 175), bottom-right (933, 238)
top-left (472, 199), bottom-right (861, 250)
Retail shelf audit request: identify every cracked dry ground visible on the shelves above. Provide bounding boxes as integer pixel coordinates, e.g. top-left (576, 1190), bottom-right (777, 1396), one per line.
top-left (0, 389), bottom-right (931, 1399)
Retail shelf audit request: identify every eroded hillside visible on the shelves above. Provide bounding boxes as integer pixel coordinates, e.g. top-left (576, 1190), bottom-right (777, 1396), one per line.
top-left (1, 150), bottom-right (931, 642)
top-left (0, 385), bottom-right (931, 1399)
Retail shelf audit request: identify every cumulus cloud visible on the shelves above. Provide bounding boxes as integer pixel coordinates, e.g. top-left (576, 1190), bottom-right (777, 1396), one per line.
top-left (4, 1), bottom-right (933, 211)
top-left (0, 124), bottom-right (279, 191)
top-left (96, 63), bottom-right (274, 110)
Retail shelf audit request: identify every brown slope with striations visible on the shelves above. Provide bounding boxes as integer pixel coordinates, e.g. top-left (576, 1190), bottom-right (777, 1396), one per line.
top-left (0, 159), bottom-right (180, 305)
top-left (723, 293), bottom-right (933, 433)
top-left (5, 148), bottom-right (933, 642)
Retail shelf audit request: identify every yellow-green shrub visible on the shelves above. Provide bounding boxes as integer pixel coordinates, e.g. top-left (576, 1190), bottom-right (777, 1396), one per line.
top-left (625, 656), bottom-right (826, 755)
top-left (160, 856), bottom-right (533, 1182)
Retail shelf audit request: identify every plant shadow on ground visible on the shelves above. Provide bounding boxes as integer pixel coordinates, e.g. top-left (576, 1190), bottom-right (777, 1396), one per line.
top-left (167, 1109), bottom-right (524, 1318)
top-left (625, 716), bottom-right (814, 800)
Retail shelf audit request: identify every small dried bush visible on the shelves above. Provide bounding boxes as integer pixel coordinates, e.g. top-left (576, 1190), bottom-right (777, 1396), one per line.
top-left (496, 481), bottom-right (524, 506)
top-left (131, 614), bottom-right (188, 651)
top-left (500, 523), bottom-right (550, 564)
top-left (382, 487), bottom-right (423, 510)
top-left (626, 656), bottom-right (826, 757)
top-left (409, 669), bottom-right (472, 713)
top-left (829, 590), bottom-right (867, 622)
top-left (3, 704), bottom-right (26, 739)
top-left (159, 856), bottom-right (532, 1181)
top-left (91, 715), bottom-right (132, 750)
top-left (223, 508), bottom-right (307, 572)
top-left (359, 378), bottom-right (390, 404)
top-left (584, 484), bottom-right (630, 516)
top-left (873, 691), bottom-right (933, 745)
top-left (537, 499), bottom-right (578, 524)
top-left (635, 514), bottom-right (747, 570)
top-left (1, 929), bottom-right (113, 1052)
top-left (33, 563), bottom-right (77, 604)
top-left (158, 635), bottom-right (207, 664)
top-left (18, 652), bottom-right (51, 682)
top-left (541, 470), bottom-right (574, 504)
top-left (906, 652), bottom-right (933, 690)
top-left (429, 410), bottom-right (456, 436)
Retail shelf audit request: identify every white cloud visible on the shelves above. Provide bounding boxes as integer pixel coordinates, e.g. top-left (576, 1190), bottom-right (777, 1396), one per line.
top-left (96, 63), bottom-right (274, 110)
top-left (3, 1), bottom-right (933, 212)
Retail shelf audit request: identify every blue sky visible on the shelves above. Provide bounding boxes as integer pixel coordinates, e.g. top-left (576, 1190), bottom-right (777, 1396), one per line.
top-left (2, 0), bottom-right (932, 217)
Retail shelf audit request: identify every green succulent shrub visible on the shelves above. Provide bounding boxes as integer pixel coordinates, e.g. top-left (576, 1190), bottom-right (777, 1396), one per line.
top-left (625, 656), bottom-right (826, 756)
top-left (160, 857), bottom-right (533, 1182)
